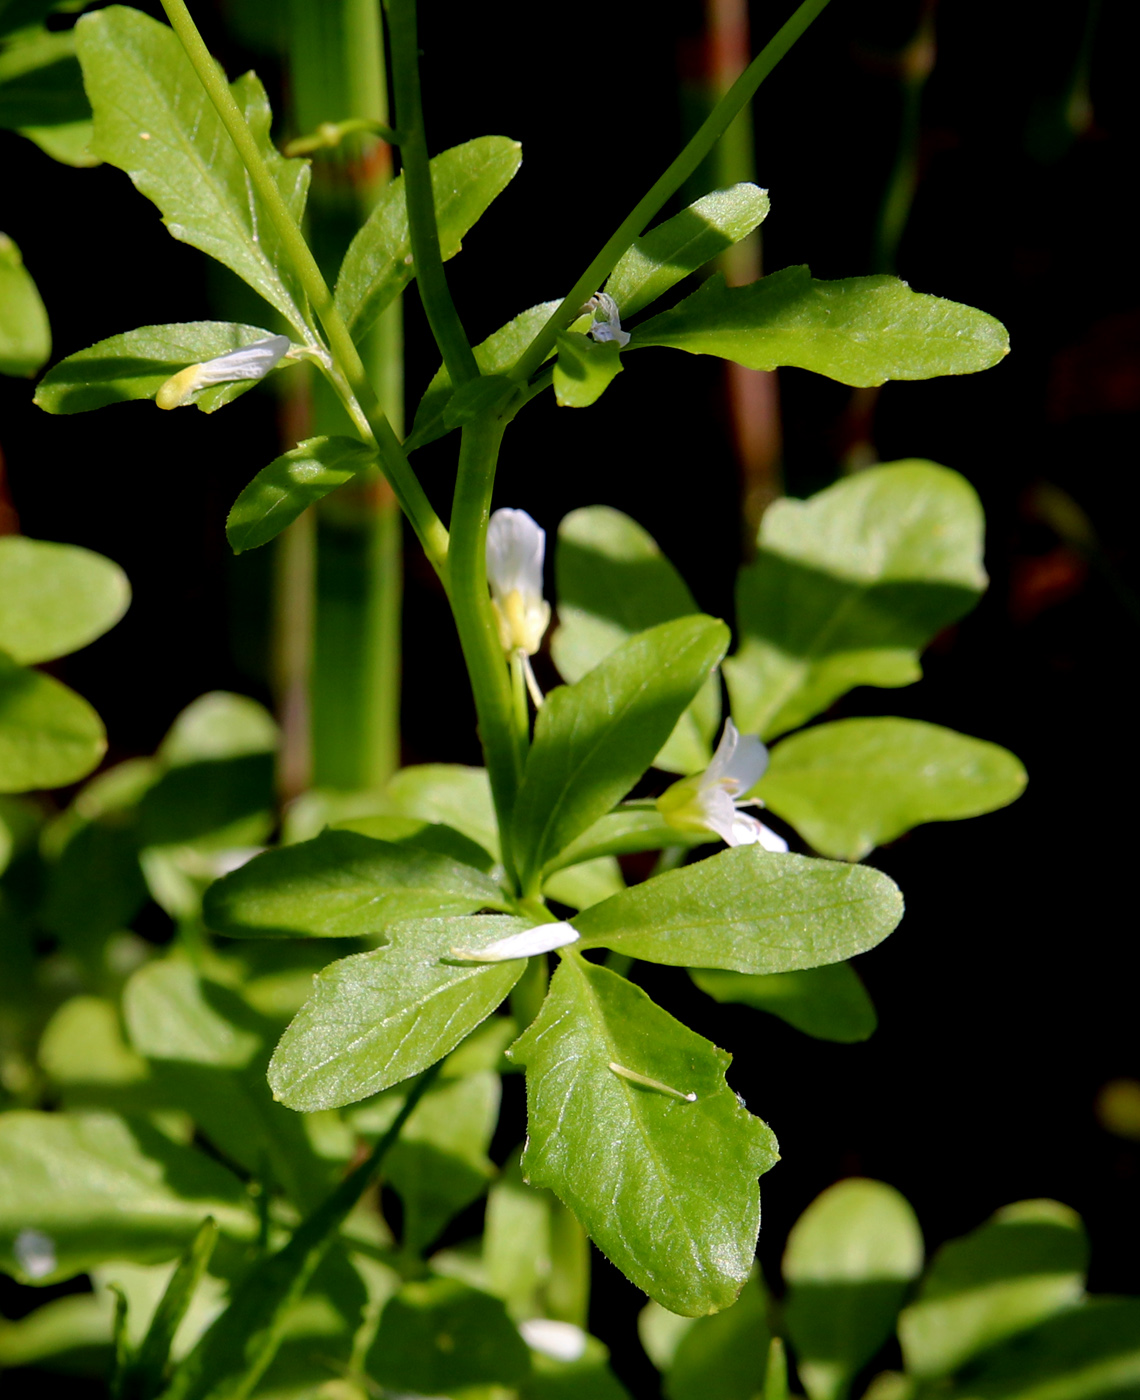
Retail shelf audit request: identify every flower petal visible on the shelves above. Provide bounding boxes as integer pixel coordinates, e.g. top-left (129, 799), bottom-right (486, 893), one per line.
top-left (486, 508), bottom-right (546, 604)
top-left (452, 920), bottom-right (579, 962)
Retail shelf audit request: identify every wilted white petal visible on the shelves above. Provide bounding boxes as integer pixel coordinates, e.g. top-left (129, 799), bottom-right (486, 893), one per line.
top-left (519, 1318), bottom-right (589, 1362)
top-left (587, 291), bottom-right (630, 348)
top-left (452, 920), bottom-right (579, 962)
top-left (156, 334), bottom-right (293, 410)
top-left (15, 1228), bottom-right (56, 1279)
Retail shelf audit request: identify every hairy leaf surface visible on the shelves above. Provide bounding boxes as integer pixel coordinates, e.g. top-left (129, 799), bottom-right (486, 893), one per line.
top-left (510, 957), bottom-right (778, 1315)
top-left (268, 916), bottom-right (529, 1110)
top-left (575, 846), bottom-right (903, 973)
top-left (76, 7), bottom-right (311, 330)
top-left (761, 718), bottom-right (1027, 860)
top-left (513, 616), bottom-right (729, 884)
top-left (632, 266), bottom-right (1009, 385)
top-left (203, 828), bottom-right (509, 939)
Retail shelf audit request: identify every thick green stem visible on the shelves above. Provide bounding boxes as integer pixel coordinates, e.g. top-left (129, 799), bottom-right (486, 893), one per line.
top-left (386, 0), bottom-right (478, 385)
top-left (509, 0), bottom-right (834, 384)
top-left (449, 415), bottom-right (522, 889)
top-left (157, 0), bottom-right (447, 576)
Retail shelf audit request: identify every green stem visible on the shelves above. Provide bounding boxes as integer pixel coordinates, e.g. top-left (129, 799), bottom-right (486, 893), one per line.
top-left (509, 0), bottom-right (834, 384)
top-left (157, 0), bottom-right (448, 575)
top-left (509, 651), bottom-right (530, 761)
top-left (449, 415), bottom-right (522, 888)
top-left (386, 0), bottom-right (479, 385)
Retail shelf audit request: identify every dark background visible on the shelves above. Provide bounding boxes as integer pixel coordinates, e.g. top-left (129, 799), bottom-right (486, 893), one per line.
top-left (2, 0), bottom-right (1138, 1392)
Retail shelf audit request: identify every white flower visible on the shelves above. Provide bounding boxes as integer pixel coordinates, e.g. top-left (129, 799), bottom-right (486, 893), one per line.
top-left (486, 508), bottom-right (551, 707)
top-left (656, 719), bottom-right (788, 851)
top-left (156, 334), bottom-right (293, 410)
top-left (519, 1318), bottom-right (589, 1362)
top-left (451, 920), bottom-right (579, 962)
top-left (15, 1228), bottom-right (56, 1279)
top-left (584, 291), bottom-right (630, 348)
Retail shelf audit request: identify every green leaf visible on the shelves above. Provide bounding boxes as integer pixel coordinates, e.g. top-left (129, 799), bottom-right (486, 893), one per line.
top-left (405, 300), bottom-right (559, 452)
top-left (631, 266), bottom-right (1009, 386)
top-left (385, 1069), bottom-right (500, 1255)
top-left (938, 1299), bottom-right (1140, 1400)
top-left (35, 321), bottom-right (292, 415)
top-left (782, 1178), bottom-right (924, 1400)
top-left (380, 762), bottom-right (500, 861)
top-left (898, 1199), bottom-right (1088, 1380)
top-left (664, 1272), bottom-right (772, 1400)
top-left (226, 435), bottom-right (376, 553)
top-left (543, 855), bottom-right (625, 912)
top-left (203, 829), bottom-right (509, 939)
top-left (553, 331), bottom-right (623, 407)
top-left (605, 183), bottom-right (771, 318)
top-left (0, 25), bottom-right (89, 129)
top-left (0, 1110), bottom-right (255, 1282)
top-left (552, 505), bottom-right (720, 774)
top-left (165, 1074), bottom-right (432, 1400)
top-left (545, 807), bottom-right (708, 872)
top-left (0, 230), bottom-right (50, 376)
top-left (512, 616), bottom-right (729, 886)
top-left (0, 536), bottom-right (129, 664)
top-left (367, 1278), bottom-right (531, 1394)
top-left (1, 1), bottom-right (69, 40)
top-left (123, 961), bottom-right (339, 1213)
top-left (120, 1217), bottom-right (218, 1400)
top-left (760, 718), bottom-right (1028, 861)
top-left (19, 116), bottom-right (97, 166)
top-left (575, 846), bottom-right (903, 974)
top-left (75, 7), bottom-right (310, 330)
top-left (334, 813), bottom-right (495, 872)
top-left (267, 916), bottom-right (529, 1111)
top-left (336, 134), bottom-right (522, 340)
top-left (509, 957), bottom-right (779, 1316)
top-left (41, 818), bottom-right (148, 945)
top-left (724, 461), bottom-right (988, 738)
top-left (0, 655), bottom-right (106, 793)
top-left (691, 963), bottom-right (877, 1043)
top-left (521, 1331), bottom-right (633, 1400)
top-left (0, 1292), bottom-right (115, 1372)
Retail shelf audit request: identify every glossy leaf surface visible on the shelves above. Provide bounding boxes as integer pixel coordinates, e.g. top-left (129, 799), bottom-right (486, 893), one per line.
top-left (75, 7), bottom-right (310, 329)
top-left (35, 321), bottom-right (291, 415)
top-left (692, 962), bottom-right (877, 1042)
top-left (606, 184), bottom-right (771, 319)
top-left (226, 435), bottom-right (376, 553)
top-left (899, 1199), bottom-right (1088, 1379)
top-left (334, 813), bottom-right (495, 871)
top-left (510, 957), bottom-right (778, 1316)
top-left (783, 1178), bottom-right (923, 1400)
top-left (0, 230), bottom-right (50, 376)
top-left (406, 300), bottom-right (558, 451)
top-left (203, 828), bottom-right (509, 939)
top-left (552, 505), bottom-right (719, 773)
top-left (724, 461), bottom-right (987, 738)
top-left (632, 266), bottom-right (1009, 386)
top-left (268, 917), bottom-right (529, 1110)
top-left (368, 1279), bottom-right (531, 1393)
top-left (0, 657), bottom-right (106, 793)
top-left (379, 762), bottom-right (499, 861)
top-left (335, 135), bottom-right (521, 340)
top-left (0, 1110), bottom-right (254, 1281)
top-left (0, 536), bottom-right (129, 665)
top-left (553, 332), bottom-right (623, 407)
top-left (761, 718), bottom-right (1027, 860)
top-left (513, 616), bottom-right (729, 884)
top-left (575, 846), bottom-right (903, 973)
